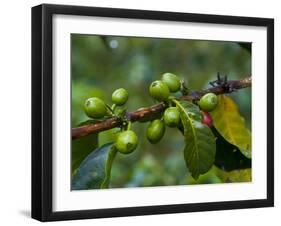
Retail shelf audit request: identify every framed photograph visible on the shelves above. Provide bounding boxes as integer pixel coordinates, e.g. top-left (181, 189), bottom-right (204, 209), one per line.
top-left (32, 4), bottom-right (274, 221)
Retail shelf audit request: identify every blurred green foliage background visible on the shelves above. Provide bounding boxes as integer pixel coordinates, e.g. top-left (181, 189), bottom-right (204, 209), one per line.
top-left (71, 34), bottom-right (251, 188)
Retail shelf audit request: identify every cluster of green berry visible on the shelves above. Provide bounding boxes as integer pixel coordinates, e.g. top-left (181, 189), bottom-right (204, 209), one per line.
top-left (83, 72), bottom-right (219, 155)
top-left (84, 88), bottom-right (138, 155)
top-left (146, 73), bottom-right (181, 143)
top-left (147, 73), bottom-right (218, 143)
top-left (84, 88), bottom-right (129, 119)
top-left (149, 73), bottom-right (181, 101)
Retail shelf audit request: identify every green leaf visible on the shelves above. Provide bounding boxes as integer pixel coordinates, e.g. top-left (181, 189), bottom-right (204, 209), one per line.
top-left (174, 100), bottom-right (216, 180)
top-left (72, 143), bottom-right (117, 190)
top-left (114, 106), bottom-right (127, 118)
top-left (215, 167), bottom-right (252, 182)
top-left (72, 132), bottom-right (98, 176)
top-left (212, 127), bottom-right (251, 171)
top-left (211, 95), bottom-right (251, 158)
top-left (98, 128), bottom-right (119, 146)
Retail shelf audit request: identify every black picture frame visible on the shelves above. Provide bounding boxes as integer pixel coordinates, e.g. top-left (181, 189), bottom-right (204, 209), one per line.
top-left (32, 3), bottom-right (274, 222)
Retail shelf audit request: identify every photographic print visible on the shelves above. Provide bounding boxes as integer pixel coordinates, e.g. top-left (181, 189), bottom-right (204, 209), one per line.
top-left (32, 4), bottom-right (273, 221)
top-left (71, 35), bottom-right (252, 190)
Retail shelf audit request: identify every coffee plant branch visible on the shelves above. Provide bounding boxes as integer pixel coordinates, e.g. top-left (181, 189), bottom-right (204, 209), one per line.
top-left (72, 76), bottom-right (251, 140)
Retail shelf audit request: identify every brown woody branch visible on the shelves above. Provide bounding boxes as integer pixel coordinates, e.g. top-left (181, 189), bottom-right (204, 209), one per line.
top-left (72, 76), bottom-right (251, 140)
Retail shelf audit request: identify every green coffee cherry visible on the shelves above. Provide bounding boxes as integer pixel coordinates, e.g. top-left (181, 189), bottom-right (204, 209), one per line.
top-left (112, 88), bottom-right (129, 105)
top-left (164, 107), bottom-right (180, 127)
top-left (149, 80), bottom-right (170, 101)
top-left (84, 97), bottom-right (107, 118)
top-left (162, 73), bottom-right (181, 92)
top-left (115, 130), bottom-right (138, 154)
top-left (198, 93), bottom-right (218, 112)
top-left (146, 119), bottom-right (165, 144)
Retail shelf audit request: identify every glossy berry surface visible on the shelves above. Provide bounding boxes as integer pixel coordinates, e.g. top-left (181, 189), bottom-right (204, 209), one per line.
top-left (115, 130), bottom-right (138, 154)
top-left (149, 80), bottom-right (170, 101)
top-left (198, 93), bottom-right (218, 112)
top-left (112, 88), bottom-right (129, 105)
top-left (146, 119), bottom-right (166, 144)
top-left (163, 107), bottom-right (180, 127)
top-left (162, 73), bottom-right (181, 92)
top-left (84, 97), bottom-right (107, 118)
top-left (202, 111), bottom-right (213, 127)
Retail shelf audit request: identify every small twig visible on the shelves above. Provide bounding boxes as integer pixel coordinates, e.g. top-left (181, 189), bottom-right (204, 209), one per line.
top-left (72, 76), bottom-right (251, 140)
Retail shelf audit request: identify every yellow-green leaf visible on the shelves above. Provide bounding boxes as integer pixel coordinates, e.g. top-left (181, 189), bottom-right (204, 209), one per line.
top-left (174, 100), bottom-right (216, 180)
top-left (215, 167), bottom-right (252, 182)
top-left (211, 95), bottom-right (251, 158)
